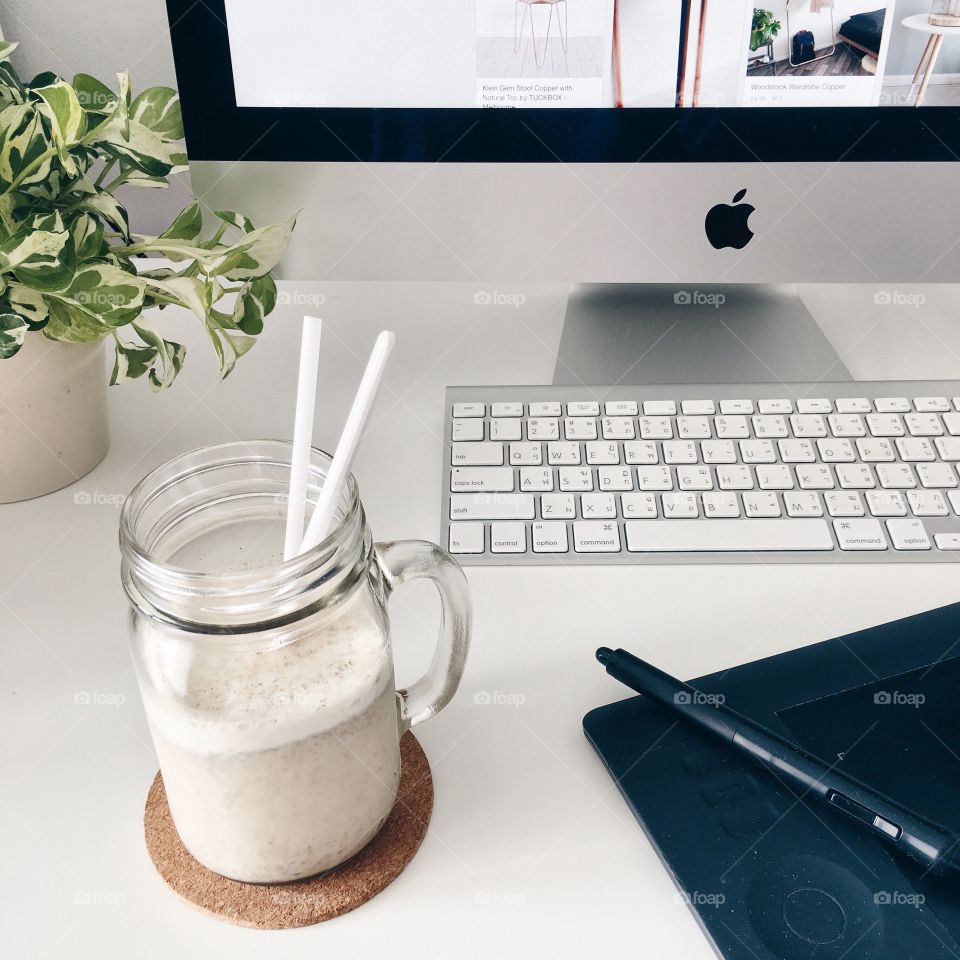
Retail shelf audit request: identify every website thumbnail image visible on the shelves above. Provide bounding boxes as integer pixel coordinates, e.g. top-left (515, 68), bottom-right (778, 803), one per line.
top-left (224, 0), bottom-right (960, 108)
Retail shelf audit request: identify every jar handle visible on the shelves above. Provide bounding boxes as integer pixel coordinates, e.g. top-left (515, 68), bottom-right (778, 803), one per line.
top-left (374, 540), bottom-right (472, 732)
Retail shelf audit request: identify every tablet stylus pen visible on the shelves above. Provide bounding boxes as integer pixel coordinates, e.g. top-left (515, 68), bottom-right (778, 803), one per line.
top-left (596, 646), bottom-right (960, 876)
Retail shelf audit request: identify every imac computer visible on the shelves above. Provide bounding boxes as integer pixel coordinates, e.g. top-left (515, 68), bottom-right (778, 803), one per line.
top-left (165, 0), bottom-right (960, 564)
top-left (166, 0), bottom-right (960, 386)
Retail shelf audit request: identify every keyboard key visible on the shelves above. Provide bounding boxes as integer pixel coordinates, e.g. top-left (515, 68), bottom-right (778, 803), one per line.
top-left (907, 490), bottom-right (948, 517)
top-left (817, 439), bottom-right (856, 463)
top-left (621, 493), bottom-right (657, 518)
top-left (567, 401), bottom-right (600, 417)
top-left (530, 401), bottom-right (562, 417)
top-left (677, 466), bottom-right (713, 491)
top-left (715, 416), bottom-right (749, 439)
top-left (720, 399), bottom-right (754, 415)
top-left (739, 440), bottom-right (776, 464)
top-left (918, 463), bottom-right (957, 488)
top-left (896, 437), bottom-right (935, 462)
top-left (532, 522), bottom-right (568, 553)
top-left (836, 464), bottom-right (875, 489)
top-left (491, 402), bottom-right (523, 418)
top-left (797, 399), bottom-right (832, 414)
top-left (601, 417), bottom-right (635, 440)
top-left (449, 522), bottom-right (484, 554)
top-left (661, 492), bottom-right (697, 518)
top-left (825, 491), bottom-right (864, 518)
top-left (914, 397), bottom-right (950, 412)
top-left (835, 398), bottom-right (871, 413)
top-left (757, 465), bottom-right (794, 490)
top-left (547, 442), bottom-right (580, 465)
top-left (677, 416), bottom-right (712, 439)
top-left (598, 467), bottom-right (634, 491)
top-left (935, 533), bottom-right (960, 550)
top-left (874, 397), bottom-right (910, 413)
top-left (636, 467), bottom-right (673, 491)
top-left (624, 441), bottom-right (659, 465)
top-left (797, 465), bottom-right (834, 490)
top-left (586, 441), bottom-right (620, 465)
top-left (790, 415), bottom-right (827, 438)
top-left (490, 522), bottom-right (526, 553)
top-left (452, 403), bottom-right (484, 418)
top-left (580, 494), bottom-right (616, 519)
top-left (856, 437), bottom-right (895, 462)
top-left (639, 417), bottom-right (673, 439)
top-left (573, 521), bottom-right (621, 553)
top-left (906, 413), bottom-right (943, 437)
top-left (509, 442), bottom-right (542, 466)
top-left (828, 415), bottom-right (865, 438)
top-left (519, 467), bottom-right (553, 492)
top-left (867, 414), bottom-right (904, 437)
top-left (604, 400), bottom-right (638, 416)
top-left (558, 467), bottom-right (593, 492)
top-left (877, 464), bottom-right (916, 489)
top-left (644, 400), bottom-right (676, 416)
top-left (867, 491), bottom-right (907, 518)
top-left (743, 492), bottom-right (781, 518)
top-left (452, 442), bottom-right (503, 466)
top-left (702, 440), bottom-right (737, 464)
top-left (452, 419), bottom-right (484, 441)
top-left (945, 413), bottom-right (960, 436)
top-left (833, 519), bottom-right (887, 551)
top-left (625, 519), bottom-right (832, 552)
top-left (785, 492), bottom-right (823, 518)
top-left (758, 399), bottom-right (793, 414)
top-left (449, 494), bottom-right (535, 520)
top-left (702, 492), bottom-right (740, 518)
top-left (450, 468), bottom-right (514, 492)
top-left (564, 417), bottom-right (598, 441)
top-left (527, 418), bottom-right (560, 441)
top-left (935, 437), bottom-right (960, 461)
top-left (718, 466), bottom-right (752, 490)
top-left (950, 490), bottom-right (960, 516)
top-left (682, 400), bottom-right (715, 415)
top-left (753, 415), bottom-right (789, 438)
top-left (886, 519), bottom-right (931, 551)
top-left (779, 439), bottom-right (816, 463)
top-left (490, 418), bottom-right (522, 441)
top-left (540, 493), bottom-right (576, 519)
top-left (663, 440), bottom-right (698, 464)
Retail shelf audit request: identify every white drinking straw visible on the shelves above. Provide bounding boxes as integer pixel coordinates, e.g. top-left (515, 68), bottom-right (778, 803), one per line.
top-left (283, 315), bottom-right (324, 560)
top-left (298, 330), bottom-right (396, 554)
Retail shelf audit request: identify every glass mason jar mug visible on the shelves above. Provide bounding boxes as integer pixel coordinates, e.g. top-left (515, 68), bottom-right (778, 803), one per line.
top-left (120, 441), bottom-right (471, 884)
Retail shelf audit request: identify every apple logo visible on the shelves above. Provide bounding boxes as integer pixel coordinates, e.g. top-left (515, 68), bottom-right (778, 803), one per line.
top-left (705, 189), bottom-right (755, 250)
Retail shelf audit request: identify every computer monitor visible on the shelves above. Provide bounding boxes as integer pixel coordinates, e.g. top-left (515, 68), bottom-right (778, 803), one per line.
top-left (166, 0), bottom-right (960, 384)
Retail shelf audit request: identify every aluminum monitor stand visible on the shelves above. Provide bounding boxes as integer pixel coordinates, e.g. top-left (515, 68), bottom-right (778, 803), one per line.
top-left (553, 284), bottom-right (851, 387)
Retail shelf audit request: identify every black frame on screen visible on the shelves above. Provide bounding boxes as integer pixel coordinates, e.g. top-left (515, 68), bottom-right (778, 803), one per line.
top-left (167, 0), bottom-right (960, 163)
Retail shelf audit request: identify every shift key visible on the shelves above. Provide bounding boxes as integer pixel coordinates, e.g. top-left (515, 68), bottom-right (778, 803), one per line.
top-left (451, 442), bottom-right (504, 466)
top-left (450, 493), bottom-right (535, 520)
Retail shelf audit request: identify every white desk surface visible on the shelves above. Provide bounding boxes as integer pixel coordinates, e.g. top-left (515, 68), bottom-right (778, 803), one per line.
top-left (3, 281), bottom-right (960, 958)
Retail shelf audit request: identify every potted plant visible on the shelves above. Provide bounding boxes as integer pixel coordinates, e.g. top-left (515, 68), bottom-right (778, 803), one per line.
top-left (0, 41), bottom-right (295, 502)
top-left (750, 8), bottom-right (782, 55)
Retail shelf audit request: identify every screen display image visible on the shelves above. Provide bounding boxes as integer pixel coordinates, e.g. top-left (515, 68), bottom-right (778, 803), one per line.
top-left (224, 0), bottom-right (960, 109)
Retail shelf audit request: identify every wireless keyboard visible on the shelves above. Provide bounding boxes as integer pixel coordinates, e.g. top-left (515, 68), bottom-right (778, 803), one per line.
top-left (441, 382), bottom-right (960, 565)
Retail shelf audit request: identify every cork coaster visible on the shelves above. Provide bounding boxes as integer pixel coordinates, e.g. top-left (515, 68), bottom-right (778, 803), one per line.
top-left (143, 732), bottom-right (433, 928)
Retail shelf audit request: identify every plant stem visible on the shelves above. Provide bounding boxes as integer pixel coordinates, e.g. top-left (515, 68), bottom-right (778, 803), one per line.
top-left (95, 157), bottom-right (117, 188)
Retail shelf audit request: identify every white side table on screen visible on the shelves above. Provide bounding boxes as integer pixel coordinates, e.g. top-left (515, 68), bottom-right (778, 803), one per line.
top-left (902, 13), bottom-right (960, 106)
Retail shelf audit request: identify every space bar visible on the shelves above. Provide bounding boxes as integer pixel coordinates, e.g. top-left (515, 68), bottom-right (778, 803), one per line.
top-left (625, 519), bottom-right (834, 553)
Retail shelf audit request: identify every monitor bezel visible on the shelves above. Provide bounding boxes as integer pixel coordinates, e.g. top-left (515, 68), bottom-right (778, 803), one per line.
top-left (167, 0), bottom-right (960, 164)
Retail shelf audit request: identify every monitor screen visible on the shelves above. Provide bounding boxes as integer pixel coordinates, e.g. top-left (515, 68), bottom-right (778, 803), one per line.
top-left (224, 1), bottom-right (935, 110)
top-left (167, 0), bottom-right (960, 163)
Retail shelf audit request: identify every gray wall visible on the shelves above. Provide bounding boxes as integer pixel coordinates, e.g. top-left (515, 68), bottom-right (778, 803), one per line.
top-left (0, 0), bottom-right (189, 234)
top-left (884, 0), bottom-right (960, 77)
